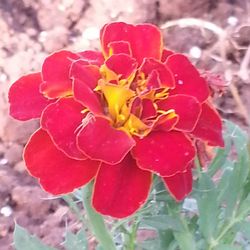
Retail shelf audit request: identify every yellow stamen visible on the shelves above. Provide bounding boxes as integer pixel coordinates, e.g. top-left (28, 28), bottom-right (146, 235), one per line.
top-left (123, 114), bottom-right (150, 136)
top-left (81, 108), bottom-right (89, 114)
top-left (99, 83), bottom-right (135, 120)
top-left (157, 109), bottom-right (175, 116)
top-left (100, 64), bottom-right (118, 82)
top-left (155, 88), bottom-right (169, 100)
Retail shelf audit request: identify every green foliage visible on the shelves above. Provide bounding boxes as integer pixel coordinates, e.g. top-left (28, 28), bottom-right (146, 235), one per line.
top-left (196, 173), bottom-right (219, 242)
top-left (13, 223), bottom-right (56, 250)
top-left (12, 121), bottom-right (250, 250)
top-left (141, 215), bottom-right (183, 231)
top-left (138, 120), bottom-right (250, 250)
top-left (63, 229), bottom-right (87, 250)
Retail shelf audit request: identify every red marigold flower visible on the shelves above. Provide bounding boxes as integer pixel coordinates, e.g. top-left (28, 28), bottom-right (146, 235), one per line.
top-left (8, 22), bottom-right (224, 218)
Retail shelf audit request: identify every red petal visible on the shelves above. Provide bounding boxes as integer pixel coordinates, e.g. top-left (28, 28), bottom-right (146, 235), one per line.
top-left (92, 154), bottom-right (152, 218)
top-left (153, 114), bottom-right (179, 132)
top-left (9, 73), bottom-right (52, 121)
top-left (132, 131), bottom-right (196, 177)
top-left (108, 41), bottom-right (132, 56)
top-left (70, 61), bottom-right (101, 89)
top-left (161, 49), bottom-right (174, 63)
top-left (141, 99), bottom-right (157, 120)
top-left (73, 79), bottom-right (103, 114)
top-left (100, 22), bottom-right (163, 64)
top-left (191, 102), bottom-right (224, 147)
top-left (105, 54), bottom-right (137, 80)
top-left (41, 50), bottom-right (80, 98)
top-left (41, 97), bottom-right (87, 160)
top-left (146, 70), bottom-right (161, 89)
top-left (24, 129), bottom-right (99, 195)
top-left (77, 116), bottom-right (135, 164)
top-left (166, 54), bottom-right (210, 102)
top-left (70, 60), bottom-right (101, 113)
top-left (163, 164), bottom-right (193, 201)
top-left (140, 58), bottom-right (175, 88)
top-left (78, 50), bottom-right (104, 66)
top-left (130, 97), bottom-right (142, 117)
top-left (157, 94), bottom-right (201, 131)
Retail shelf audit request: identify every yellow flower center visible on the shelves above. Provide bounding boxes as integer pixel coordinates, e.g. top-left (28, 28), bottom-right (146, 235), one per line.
top-left (95, 65), bottom-right (176, 137)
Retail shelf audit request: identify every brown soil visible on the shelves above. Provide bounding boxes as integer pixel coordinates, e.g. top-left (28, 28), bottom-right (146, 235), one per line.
top-left (0, 0), bottom-right (250, 249)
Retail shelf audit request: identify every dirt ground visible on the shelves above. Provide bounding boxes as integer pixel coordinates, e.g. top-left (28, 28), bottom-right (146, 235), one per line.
top-left (0, 0), bottom-right (250, 249)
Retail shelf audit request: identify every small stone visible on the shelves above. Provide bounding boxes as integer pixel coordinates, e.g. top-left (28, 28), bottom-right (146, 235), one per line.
top-left (0, 206), bottom-right (12, 217)
top-left (227, 16), bottom-right (238, 26)
top-left (0, 158), bottom-right (8, 166)
top-left (189, 46), bottom-right (202, 59)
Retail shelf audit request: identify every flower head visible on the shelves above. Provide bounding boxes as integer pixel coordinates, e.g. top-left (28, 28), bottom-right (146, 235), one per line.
top-left (9, 22), bottom-right (224, 218)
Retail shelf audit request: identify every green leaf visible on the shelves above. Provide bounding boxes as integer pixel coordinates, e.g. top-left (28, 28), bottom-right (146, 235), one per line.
top-left (241, 172), bottom-right (250, 201)
top-left (216, 161), bottom-right (234, 204)
top-left (196, 173), bottom-right (219, 241)
top-left (64, 229), bottom-right (87, 250)
top-left (173, 230), bottom-right (197, 250)
top-left (82, 183), bottom-right (116, 250)
top-left (138, 239), bottom-right (161, 250)
top-left (224, 121), bottom-right (248, 155)
top-left (238, 221), bottom-right (250, 240)
top-left (215, 121), bottom-right (250, 218)
top-left (237, 194), bottom-right (250, 220)
top-left (141, 215), bottom-right (184, 231)
top-left (96, 245), bottom-right (104, 250)
top-left (158, 230), bottom-right (174, 249)
top-left (222, 154), bottom-right (249, 218)
top-left (13, 223), bottom-right (57, 250)
top-left (208, 133), bottom-right (231, 177)
top-left (214, 244), bottom-right (243, 250)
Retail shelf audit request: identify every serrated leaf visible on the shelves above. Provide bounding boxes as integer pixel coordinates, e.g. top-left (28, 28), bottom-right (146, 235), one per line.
top-left (13, 223), bottom-right (57, 250)
top-left (64, 229), bottom-right (87, 250)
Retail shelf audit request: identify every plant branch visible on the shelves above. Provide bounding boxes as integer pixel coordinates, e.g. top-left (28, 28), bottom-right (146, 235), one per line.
top-left (238, 45), bottom-right (250, 82)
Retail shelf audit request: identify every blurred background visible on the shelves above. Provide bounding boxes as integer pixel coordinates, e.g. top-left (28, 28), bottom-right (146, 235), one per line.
top-left (0, 0), bottom-right (250, 249)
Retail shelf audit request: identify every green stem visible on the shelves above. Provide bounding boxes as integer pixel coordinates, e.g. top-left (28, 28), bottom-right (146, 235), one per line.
top-left (82, 182), bottom-right (116, 250)
top-left (208, 223), bottom-right (234, 250)
top-left (208, 201), bottom-right (250, 250)
top-left (168, 206), bottom-right (196, 250)
top-left (127, 220), bottom-right (139, 250)
top-left (62, 195), bottom-right (87, 226)
top-left (207, 219), bottom-right (236, 250)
